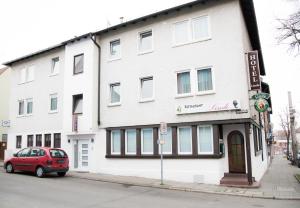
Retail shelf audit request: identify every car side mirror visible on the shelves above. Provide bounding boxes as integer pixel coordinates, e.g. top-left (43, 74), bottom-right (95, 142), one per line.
top-left (13, 153), bottom-right (18, 157)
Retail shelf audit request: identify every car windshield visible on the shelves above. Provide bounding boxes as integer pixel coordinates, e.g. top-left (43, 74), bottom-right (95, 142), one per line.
top-left (49, 149), bottom-right (67, 158)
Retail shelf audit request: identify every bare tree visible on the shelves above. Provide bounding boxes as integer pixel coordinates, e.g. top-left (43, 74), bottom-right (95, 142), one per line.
top-left (277, 10), bottom-right (300, 54)
top-left (278, 108), bottom-right (291, 158)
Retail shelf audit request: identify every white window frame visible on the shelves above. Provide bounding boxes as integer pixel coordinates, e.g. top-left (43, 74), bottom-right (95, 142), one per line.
top-left (172, 15), bottom-right (211, 47)
top-left (125, 129), bottom-right (136, 155)
top-left (26, 66), bottom-right (35, 82)
top-left (108, 82), bottom-right (121, 106)
top-left (141, 128), bottom-right (153, 155)
top-left (109, 39), bottom-right (121, 61)
top-left (197, 125), bottom-right (214, 154)
top-left (138, 29), bottom-right (154, 55)
top-left (17, 99), bottom-right (25, 116)
top-left (158, 127), bottom-right (172, 155)
top-left (196, 66), bottom-right (215, 95)
top-left (139, 76), bottom-right (154, 103)
top-left (177, 126), bottom-right (192, 155)
top-left (26, 98), bottom-right (33, 116)
top-left (19, 68), bottom-right (26, 84)
top-left (50, 57), bottom-right (60, 76)
top-left (111, 130), bottom-right (121, 155)
top-left (49, 93), bottom-right (58, 113)
top-left (175, 69), bottom-right (193, 98)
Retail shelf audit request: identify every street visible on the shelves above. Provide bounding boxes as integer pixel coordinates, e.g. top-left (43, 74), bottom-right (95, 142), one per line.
top-left (0, 168), bottom-right (299, 208)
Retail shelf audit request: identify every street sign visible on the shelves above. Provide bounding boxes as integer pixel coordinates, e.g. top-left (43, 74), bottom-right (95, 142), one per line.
top-left (251, 93), bottom-right (270, 100)
top-left (160, 122), bottom-right (167, 135)
top-left (1, 120), bottom-right (10, 127)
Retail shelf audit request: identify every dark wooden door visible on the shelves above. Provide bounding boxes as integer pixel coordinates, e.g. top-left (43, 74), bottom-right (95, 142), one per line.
top-left (0, 142), bottom-right (7, 160)
top-left (228, 131), bottom-right (246, 173)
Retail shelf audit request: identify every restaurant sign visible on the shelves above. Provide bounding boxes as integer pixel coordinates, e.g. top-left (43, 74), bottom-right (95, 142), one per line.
top-left (176, 100), bottom-right (241, 115)
top-left (247, 51), bottom-right (261, 90)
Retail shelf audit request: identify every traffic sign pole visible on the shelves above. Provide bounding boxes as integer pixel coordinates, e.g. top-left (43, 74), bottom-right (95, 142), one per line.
top-left (160, 134), bottom-right (164, 185)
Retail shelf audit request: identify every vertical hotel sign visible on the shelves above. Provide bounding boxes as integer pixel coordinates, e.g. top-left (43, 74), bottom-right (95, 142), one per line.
top-left (247, 51), bottom-right (261, 90)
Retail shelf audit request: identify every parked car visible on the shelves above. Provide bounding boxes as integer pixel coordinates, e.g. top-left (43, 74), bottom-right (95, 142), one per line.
top-left (297, 150), bottom-right (300, 168)
top-left (4, 147), bottom-right (69, 177)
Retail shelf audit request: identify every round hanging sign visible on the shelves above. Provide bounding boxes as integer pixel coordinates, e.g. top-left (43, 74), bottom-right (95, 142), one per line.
top-left (254, 98), bottom-right (269, 112)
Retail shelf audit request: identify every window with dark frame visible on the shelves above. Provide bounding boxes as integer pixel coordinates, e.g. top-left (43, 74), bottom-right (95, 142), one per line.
top-left (73, 54), bottom-right (84, 74)
top-left (27, 135), bottom-right (33, 147)
top-left (54, 133), bottom-right (61, 148)
top-left (73, 94), bottom-right (83, 114)
top-left (16, 136), bottom-right (22, 148)
top-left (36, 134), bottom-right (42, 147)
top-left (44, 134), bottom-right (51, 147)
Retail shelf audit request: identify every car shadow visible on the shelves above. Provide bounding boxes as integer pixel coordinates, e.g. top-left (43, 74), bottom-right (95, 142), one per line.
top-left (12, 171), bottom-right (69, 179)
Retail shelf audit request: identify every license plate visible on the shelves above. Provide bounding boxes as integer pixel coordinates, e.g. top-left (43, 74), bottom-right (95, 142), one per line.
top-left (57, 159), bottom-right (64, 164)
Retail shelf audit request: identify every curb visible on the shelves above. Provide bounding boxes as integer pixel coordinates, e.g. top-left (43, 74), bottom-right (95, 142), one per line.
top-left (68, 174), bottom-right (300, 200)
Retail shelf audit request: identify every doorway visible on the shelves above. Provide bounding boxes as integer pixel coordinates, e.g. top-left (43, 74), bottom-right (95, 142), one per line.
top-left (74, 139), bottom-right (90, 171)
top-left (0, 142), bottom-right (7, 161)
top-left (227, 131), bottom-right (246, 173)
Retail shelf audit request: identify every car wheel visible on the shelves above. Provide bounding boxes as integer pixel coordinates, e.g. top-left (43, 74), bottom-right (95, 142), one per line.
top-left (57, 172), bottom-right (66, 177)
top-left (6, 163), bottom-right (14, 173)
top-left (36, 167), bottom-right (45, 178)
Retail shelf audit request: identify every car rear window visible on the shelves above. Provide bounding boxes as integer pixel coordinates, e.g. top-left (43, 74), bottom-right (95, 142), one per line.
top-left (49, 149), bottom-right (67, 158)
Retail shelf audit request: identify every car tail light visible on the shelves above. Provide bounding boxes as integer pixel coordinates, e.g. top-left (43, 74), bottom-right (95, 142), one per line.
top-left (46, 160), bottom-right (53, 165)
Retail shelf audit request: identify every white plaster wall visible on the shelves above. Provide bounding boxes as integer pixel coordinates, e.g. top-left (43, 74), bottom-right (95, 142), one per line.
top-left (0, 68), bottom-right (10, 141)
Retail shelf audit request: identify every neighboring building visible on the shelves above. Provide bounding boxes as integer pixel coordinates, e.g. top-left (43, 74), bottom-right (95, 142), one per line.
top-left (296, 127), bottom-right (300, 149)
top-left (3, 0), bottom-right (272, 185)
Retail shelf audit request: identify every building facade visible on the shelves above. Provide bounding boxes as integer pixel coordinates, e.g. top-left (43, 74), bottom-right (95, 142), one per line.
top-left (4, 0), bottom-right (272, 185)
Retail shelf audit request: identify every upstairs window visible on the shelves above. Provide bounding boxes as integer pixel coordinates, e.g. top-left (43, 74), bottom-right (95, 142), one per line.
top-left (50, 94), bottom-right (58, 112)
top-left (139, 30), bottom-right (153, 53)
top-left (51, 57), bottom-right (60, 75)
top-left (73, 94), bottom-right (83, 114)
top-left (26, 98), bottom-right (33, 115)
top-left (174, 20), bottom-right (189, 44)
top-left (19, 66), bottom-right (35, 84)
top-left (74, 54), bottom-right (84, 74)
top-left (110, 83), bottom-right (121, 104)
top-left (177, 71), bottom-right (191, 95)
top-left (192, 16), bottom-right (209, 41)
top-left (197, 68), bottom-right (213, 92)
top-left (110, 39), bottom-right (121, 59)
top-left (140, 77), bottom-right (153, 101)
top-left (18, 100), bottom-right (25, 116)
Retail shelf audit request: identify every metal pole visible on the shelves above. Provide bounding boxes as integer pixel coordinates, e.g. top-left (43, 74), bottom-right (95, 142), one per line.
top-left (160, 134), bottom-right (164, 185)
top-left (288, 91), bottom-right (297, 165)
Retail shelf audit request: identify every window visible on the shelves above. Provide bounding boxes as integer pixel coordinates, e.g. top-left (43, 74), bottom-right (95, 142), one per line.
top-left (20, 68), bottom-right (26, 84)
top-left (16, 136), bottom-right (22, 148)
top-left (198, 126), bottom-right (213, 154)
top-left (2, 134), bottom-right (7, 142)
top-left (29, 148), bottom-right (40, 157)
top-left (36, 134), bottom-right (42, 147)
top-left (141, 128), bottom-right (153, 154)
top-left (18, 100), bottom-right (25, 116)
top-left (44, 134), bottom-right (51, 147)
top-left (51, 57), bottom-right (60, 75)
top-left (54, 133), bottom-right (61, 148)
top-left (177, 71), bottom-right (191, 94)
top-left (110, 39), bottom-right (121, 59)
top-left (26, 98), bottom-right (33, 115)
top-left (26, 66), bottom-right (35, 82)
top-left (110, 83), bottom-right (121, 104)
top-left (178, 127), bottom-right (192, 154)
top-left (173, 15), bottom-right (210, 45)
top-left (17, 148), bottom-right (31, 157)
top-left (27, 135), bottom-right (33, 147)
top-left (159, 127), bottom-right (172, 154)
top-left (111, 130), bottom-right (121, 154)
top-left (49, 149), bottom-right (67, 158)
top-left (126, 129), bottom-right (136, 154)
top-left (50, 94), bottom-right (58, 112)
top-left (140, 77), bottom-right (154, 101)
top-left (139, 30), bottom-right (153, 53)
top-left (74, 54), bottom-right (84, 74)
top-left (174, 20), bottom-right (189, 44)
top-left (192, 16), bottom-right (209, 40)
top-left (197, 68), bottom-right (213, 92)
top-left (73, 94), bottom-right (83, 114)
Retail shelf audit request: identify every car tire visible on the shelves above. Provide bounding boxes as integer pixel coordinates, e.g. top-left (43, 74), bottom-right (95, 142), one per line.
top-left (57, 172), bottom-right (66, 177)
top-left (6, 163), bottom-right (14, 173)
top-left (36, 166), bottom-right (45, 178)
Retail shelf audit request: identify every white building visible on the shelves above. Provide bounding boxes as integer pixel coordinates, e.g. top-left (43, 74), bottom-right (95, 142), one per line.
top-left (3, 0), bottom-right (272, 185)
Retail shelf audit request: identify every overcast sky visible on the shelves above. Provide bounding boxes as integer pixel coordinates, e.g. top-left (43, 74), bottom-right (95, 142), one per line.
top-left (0, 0), bottom-right (299, 130)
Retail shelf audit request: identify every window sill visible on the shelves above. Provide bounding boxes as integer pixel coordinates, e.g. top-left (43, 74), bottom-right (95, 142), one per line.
top-left (175, 93), bottom-right (193, 99)
top-left (138, 50), bottom-right (154, 56)
top-left (26, 114), bottom-right (33, 117)
top-left (196, 90), bottom-right (215, 96)
top-left (139, 98), bottom-right (154, 103)
top-left (107, 57), bottom-right (121, 62)
top-left (172, 37), bottom-right (212, 48)
top-left (17, 115), bottom-right (26, 118)
top-left (49, 73), bottom-right (59, 77)
top-left (108, 103), bottom-right (121, 107)
top-left (49, 110), bottom-right (58, 114)
top-left (106, 154), bottom-right (223, 159)
top-left (18, 80), bottom-right (34, 85)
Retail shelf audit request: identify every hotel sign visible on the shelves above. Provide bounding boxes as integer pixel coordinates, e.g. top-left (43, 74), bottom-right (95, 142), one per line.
top-left (176, 100), bottom-right (241, 115)
top-left (247, 51), bottom-right (261, 90)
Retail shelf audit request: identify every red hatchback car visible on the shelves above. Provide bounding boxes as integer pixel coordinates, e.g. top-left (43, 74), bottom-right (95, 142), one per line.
top-left (4, 147), bottom-right (69, 177)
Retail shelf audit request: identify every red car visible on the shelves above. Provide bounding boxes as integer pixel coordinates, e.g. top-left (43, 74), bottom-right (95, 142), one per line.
top-left (4, 147), bottom-right (69, 177)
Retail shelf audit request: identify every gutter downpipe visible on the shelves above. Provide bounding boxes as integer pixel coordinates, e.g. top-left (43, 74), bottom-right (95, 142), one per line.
top-left (90, 34), bottom-right (101, 126)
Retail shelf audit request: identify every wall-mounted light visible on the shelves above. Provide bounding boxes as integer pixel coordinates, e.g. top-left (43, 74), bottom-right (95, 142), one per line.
top-left (68, 139), bottom-right (70, 143)
top-left (91, 138), bottom-right (94, 143)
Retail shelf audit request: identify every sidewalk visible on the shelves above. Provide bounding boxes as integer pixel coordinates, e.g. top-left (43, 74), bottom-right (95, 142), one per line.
top-left (0, 161), bottom-right (3, 167)
top-left (69, 155), bottom-right (300, 200)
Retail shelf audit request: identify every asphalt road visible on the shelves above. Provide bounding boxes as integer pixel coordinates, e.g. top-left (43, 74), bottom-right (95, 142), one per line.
top-left (0, 168), bottom-right (299, 208)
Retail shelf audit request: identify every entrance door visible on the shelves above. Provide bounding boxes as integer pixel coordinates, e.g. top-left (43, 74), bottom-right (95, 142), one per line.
top-left (74, 140), bottom-right (90, 171)
top-left (0, 142), bottom-right (7, 160)
top-left (228, 131), bottom-right (246, 173)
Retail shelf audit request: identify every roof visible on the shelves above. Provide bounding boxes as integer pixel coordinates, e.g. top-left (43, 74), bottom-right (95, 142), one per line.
top-left (0, 66), bottom-right (8, 75)
top-left (2, 0), bottom-right (266, 75)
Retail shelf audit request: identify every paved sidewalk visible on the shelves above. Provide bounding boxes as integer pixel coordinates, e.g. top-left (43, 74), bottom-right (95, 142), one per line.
top-left (69, 155), bottom-right (300, 200)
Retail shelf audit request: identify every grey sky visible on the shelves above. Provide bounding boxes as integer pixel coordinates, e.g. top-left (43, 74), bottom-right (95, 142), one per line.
top-left (0, 0), bottom-right (299, 130)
